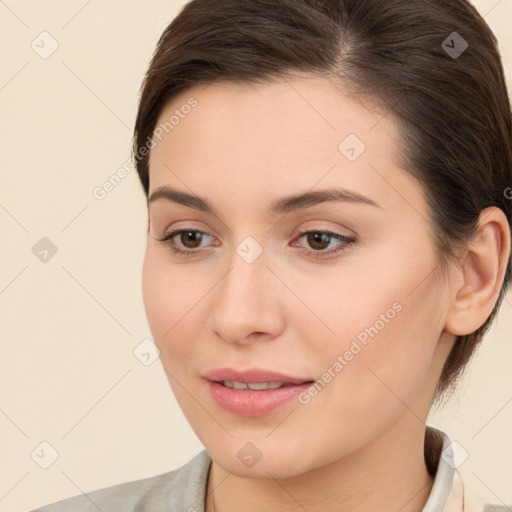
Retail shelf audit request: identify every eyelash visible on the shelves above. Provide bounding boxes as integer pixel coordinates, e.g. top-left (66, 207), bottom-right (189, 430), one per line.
top-left (157, 228), bottom-right (355, 259)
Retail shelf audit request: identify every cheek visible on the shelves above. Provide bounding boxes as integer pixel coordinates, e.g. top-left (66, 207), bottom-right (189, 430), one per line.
top-left (313, 276), bottom-right (443, 434)
top-left (141, 249), bottom-right (202, 369)
top-left (142, 249), bottom-right (170, 338)
top-left (302, 246), bottom-right (444, 420)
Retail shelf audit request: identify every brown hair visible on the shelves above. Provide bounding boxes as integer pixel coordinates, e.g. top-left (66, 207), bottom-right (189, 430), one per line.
top-left (133, 0), bottom-right (511, 412)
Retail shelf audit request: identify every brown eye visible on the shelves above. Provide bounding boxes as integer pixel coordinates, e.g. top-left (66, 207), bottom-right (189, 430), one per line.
top-left (157, 229), bottom-right (214, 256)
top-left (294, 230), bottom-right (356, 259)
top-left (305, 232), bottom-right (332, 250)
top-left (178, 230), bottom-right (205, 249)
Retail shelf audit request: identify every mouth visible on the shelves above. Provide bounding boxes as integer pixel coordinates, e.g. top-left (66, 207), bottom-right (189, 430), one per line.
top-left (203, 367), bottom-right (314, 387)
top-left (219, 381), bottom-right (302, 390)
top-left (203, 367), bottom-right (316, 416)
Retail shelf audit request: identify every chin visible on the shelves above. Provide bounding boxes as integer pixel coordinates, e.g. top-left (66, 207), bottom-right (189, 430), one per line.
top-left (204, 435), bottom-right (323, 480)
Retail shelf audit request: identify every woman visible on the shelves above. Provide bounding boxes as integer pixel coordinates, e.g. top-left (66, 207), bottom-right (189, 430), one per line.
top-left (32, 0), bottom-right (511, 510)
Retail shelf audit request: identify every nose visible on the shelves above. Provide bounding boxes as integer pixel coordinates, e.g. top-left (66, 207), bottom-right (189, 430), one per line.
top-left (207, 244), bottom-right (285, 346)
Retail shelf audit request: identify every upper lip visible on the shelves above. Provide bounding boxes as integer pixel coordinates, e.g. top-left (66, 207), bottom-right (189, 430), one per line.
top-left (203, 367), bottom-right (314, 385)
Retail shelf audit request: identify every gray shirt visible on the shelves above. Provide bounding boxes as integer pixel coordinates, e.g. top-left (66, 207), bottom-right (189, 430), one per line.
top-left (29, 427), bottom-right (509, 512)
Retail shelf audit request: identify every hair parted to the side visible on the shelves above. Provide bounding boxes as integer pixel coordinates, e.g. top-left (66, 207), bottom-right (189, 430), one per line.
top-left (133, 0), bottom-right (511, 409)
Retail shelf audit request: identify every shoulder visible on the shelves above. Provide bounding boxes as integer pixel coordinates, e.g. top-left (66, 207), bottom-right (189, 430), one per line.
top-left (455, 471), bottom-right (511, 512)
top-left (467, 490), bottom-right (512, 512)
top-left (424, 427), bottom-right (510, 512)
top-left (28, 450), bottom-right (211, 512)
top-left (29, 471), bottom-right (175, 512)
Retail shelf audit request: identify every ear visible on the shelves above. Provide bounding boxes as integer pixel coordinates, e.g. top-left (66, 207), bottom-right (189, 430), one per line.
top-left (444, 207), bottom-right (511, 336)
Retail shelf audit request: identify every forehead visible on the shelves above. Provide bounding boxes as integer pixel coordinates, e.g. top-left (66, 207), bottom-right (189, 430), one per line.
top-left (147, 75), bottom-right (410, 207)
top-left (153, 75), bottom-right (394, 149)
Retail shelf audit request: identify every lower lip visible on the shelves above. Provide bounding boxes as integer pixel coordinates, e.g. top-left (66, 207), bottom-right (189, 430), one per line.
top-left (206, 380), bottom-right (314, 417)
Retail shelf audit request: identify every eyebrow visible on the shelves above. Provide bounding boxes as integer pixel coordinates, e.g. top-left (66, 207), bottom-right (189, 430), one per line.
top-left (148, 185), bottom-right (381, 214)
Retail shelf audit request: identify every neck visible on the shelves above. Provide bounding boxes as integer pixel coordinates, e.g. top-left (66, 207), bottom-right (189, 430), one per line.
top-left (206, 418), bottom-right (434, 512)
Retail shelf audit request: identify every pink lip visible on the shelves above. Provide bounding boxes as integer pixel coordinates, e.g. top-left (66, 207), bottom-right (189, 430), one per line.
top-left (203, 367), bottom-right (315, 417)
top-left (203, 367), bottom-right (312, 385)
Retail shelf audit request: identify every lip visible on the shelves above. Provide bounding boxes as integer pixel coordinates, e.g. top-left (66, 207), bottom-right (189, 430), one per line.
top-left (203, 367), bottom-right (315, 417)
top-left (203, 367), bottom-right (313, 385)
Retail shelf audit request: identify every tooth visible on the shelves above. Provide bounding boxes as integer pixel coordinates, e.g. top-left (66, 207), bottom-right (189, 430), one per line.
top-left (221, 381), bottom-right (287, 390)
top-left (247, 382), bottom-right (270, 390)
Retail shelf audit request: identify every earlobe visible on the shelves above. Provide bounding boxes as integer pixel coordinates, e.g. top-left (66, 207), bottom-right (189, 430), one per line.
top-left (444, 207), bottom-right (510, 337)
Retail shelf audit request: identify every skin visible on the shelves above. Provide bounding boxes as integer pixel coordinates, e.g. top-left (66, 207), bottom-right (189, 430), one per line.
top-left (141, 74), bottom-right (510, 512)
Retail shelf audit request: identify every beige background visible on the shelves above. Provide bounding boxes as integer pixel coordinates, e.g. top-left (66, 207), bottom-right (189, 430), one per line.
top-left (0, 1), bottom-right (511, 510)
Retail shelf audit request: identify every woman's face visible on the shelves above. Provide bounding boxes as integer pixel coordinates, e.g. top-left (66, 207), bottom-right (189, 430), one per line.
top-left (142, 75), bottom-right (455, 477)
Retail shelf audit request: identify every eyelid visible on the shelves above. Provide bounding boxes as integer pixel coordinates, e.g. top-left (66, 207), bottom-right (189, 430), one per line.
top-left (293, 221), bottom-right (355, 238)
